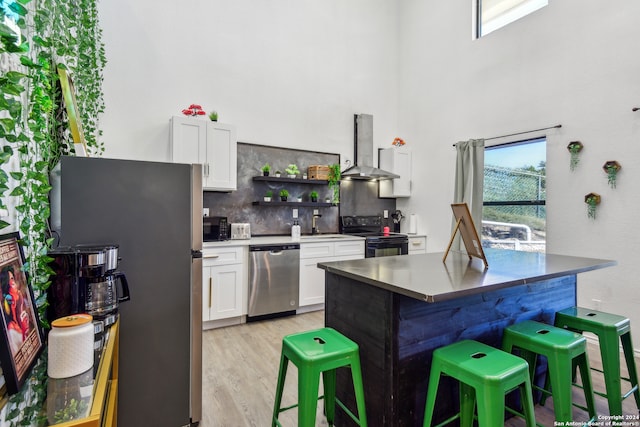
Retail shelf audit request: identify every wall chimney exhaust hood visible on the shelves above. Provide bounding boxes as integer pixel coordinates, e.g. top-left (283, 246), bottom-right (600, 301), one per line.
top-left (341, 114), bottom-right (400, 180)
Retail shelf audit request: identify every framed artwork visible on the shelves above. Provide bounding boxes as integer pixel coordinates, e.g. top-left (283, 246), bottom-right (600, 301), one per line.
top-left (0, 232), bottom-right (44, 395)
top-left (443, 203), bottom-right (489, 269)
top-left (57, 66), bottom-right (88, 157)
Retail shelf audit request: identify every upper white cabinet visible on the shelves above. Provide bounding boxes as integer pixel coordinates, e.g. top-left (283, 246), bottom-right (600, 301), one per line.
top-left (378, 147), bottom-right (411, 198)
top-left (170, 116), bottom-right (237, 191)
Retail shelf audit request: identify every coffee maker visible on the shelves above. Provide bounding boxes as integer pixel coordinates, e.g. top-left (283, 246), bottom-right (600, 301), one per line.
top-left (47, 244), bottom-right (130, 330)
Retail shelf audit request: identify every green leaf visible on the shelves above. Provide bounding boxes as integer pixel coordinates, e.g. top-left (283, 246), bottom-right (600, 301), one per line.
top-left (10, 186), bottom-right (25, 196)
top-left (10, 171), bottom-right (23, 180)
top-left (9, 2), bottom-right (28, 17)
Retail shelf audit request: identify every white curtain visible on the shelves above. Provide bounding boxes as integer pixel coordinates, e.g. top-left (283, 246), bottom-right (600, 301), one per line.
top-left (452, 139), bottom-right (485, 250)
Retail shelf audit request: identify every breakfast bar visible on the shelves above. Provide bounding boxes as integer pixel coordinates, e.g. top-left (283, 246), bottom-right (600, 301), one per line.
top-left (318, 249), bottom-right (616, 426)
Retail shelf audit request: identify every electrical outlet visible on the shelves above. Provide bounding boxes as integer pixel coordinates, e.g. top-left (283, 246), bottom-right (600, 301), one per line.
top-left (383, 210), bottom-right (389, 218)
top-left (203, 208), bottom-right (209, 217)
top-left (292, 208), bottom-right (298, 218)
top-left (313, 209), bottom-right (319, 215)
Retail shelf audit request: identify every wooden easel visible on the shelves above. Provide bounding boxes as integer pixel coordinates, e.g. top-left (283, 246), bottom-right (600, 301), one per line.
top-left (443, 203), bottom-right (488, 269)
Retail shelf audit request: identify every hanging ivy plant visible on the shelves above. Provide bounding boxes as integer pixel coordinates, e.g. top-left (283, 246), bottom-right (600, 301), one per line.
top-left (567, 141), bottom-right (583, 171)
top-left (602, 160), bottom-right (621, 189)
top-left (584, 192), bottom-right (601, 220)
top-left (0, 0), bottom-right (106, 424)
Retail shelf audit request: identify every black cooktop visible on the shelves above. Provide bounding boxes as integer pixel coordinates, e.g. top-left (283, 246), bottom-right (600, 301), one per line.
top-left (340, 216), bottom-right (407, 239)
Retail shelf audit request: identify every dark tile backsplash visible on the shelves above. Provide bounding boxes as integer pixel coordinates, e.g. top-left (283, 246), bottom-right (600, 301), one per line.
top-left (204, 142), bottom-right (395, 236)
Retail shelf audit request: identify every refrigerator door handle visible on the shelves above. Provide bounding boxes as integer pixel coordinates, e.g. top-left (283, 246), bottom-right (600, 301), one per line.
top-left (191, 254), bottom-right (203, 423)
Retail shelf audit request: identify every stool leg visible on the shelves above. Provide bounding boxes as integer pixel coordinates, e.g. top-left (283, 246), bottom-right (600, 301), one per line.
top-left (599, 331), bottom-right (624, 415)
top-left (576, 352), bottom-right (597, 420)
top-left (350, 356), bottom-right (368, 426)
top-left (546, 353), bottom-right (574, 422)
top-left (322, 369), bottom-right (336, 425)
top-left (620, 331), bottom-right (640, 410)
top-left (298, 369), bottom-right (320, 427)
top-left (475, 386), bottom-right (507, 427)
top-left (423, 363), bottom-right (442, 427)
top-left (520, 378), bottom-right (537, 427)
top-left (459, 382), bottom-right (476, 427)
top-left (272, 353), bottom-right (289, 427)
top-left (298, 368), bottom-right (321, 427)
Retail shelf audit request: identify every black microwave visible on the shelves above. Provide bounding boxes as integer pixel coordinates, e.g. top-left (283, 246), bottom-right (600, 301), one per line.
top-left (203, 216), bottom-right (229, 241)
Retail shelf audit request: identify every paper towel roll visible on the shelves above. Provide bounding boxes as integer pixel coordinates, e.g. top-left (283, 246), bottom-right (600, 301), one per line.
top-left (48, 314), bottom-right (94, 379)
top-left (409, 214), bottom-right (417, 234)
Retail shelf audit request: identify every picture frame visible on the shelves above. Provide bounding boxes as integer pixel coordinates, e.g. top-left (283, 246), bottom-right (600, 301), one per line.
top-left (57, 66), bottom-right (88, 157)
top-left (443, 203), bottom-right (489, 269)
top-left (0, 232), bottom-right (44, 395)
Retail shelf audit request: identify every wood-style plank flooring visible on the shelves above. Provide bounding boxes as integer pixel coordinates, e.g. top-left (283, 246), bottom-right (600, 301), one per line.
top-left (202, 310), bottom-right (640, 426)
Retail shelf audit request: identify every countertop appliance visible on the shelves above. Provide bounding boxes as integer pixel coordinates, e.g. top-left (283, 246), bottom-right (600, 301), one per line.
top-left (248, 244), bottom-right (300, 319)
top-left (203, 215), bottom-right (228, 241)
top-left (340, 215), bottom-right (409, 258)
top-left (50, 156), bottom-right (202, 427)
top-left (48, 244), bottom-right (130, 330)
top-left (230, 223), bottom-right (251, 240)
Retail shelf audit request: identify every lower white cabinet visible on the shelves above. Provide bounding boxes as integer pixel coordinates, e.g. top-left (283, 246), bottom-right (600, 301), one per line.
top-left (202, 246), bottom-right (246, 322)
top-left (299, 240), bottom-right (364, 307)
top-left (408, 236), bottom-right (427, 255)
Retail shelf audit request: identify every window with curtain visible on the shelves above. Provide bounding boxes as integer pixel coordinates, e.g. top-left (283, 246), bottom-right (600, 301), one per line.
top-left (477, 0), bottom-right (548, 37)
top-left (482, 137), bottom-right (546, 252)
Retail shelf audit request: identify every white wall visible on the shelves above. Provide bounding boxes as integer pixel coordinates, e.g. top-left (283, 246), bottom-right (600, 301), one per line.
top-left (397, 0), bottom-right (640, 346)
top-left (97, 0), bottom-right (399, 165)
top-left (98, 1), bottom-right (640, 347)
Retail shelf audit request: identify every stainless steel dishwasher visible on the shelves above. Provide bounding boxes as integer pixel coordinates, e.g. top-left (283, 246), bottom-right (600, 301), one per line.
top-left (248, 243), bottom-right (300, 319)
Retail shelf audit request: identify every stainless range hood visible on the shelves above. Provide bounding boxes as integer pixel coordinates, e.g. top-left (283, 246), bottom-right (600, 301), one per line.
top-left (341, 114), bottom-right (400, 180)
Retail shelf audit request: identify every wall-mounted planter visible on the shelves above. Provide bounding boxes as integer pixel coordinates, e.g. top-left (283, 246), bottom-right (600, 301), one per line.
top-left (584, 192), bottom-right (601, 219)
top-left (602, 160), bottom-right (621, 189)
top-left (567, 141), bottom-right (583, 171)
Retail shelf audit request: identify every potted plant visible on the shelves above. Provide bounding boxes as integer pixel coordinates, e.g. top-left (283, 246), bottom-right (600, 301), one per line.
top-left (208, 110), bottom-right (218, 121)
top-left (261, 163), bottom-right (271, 176)
top-left (279, 189), bottom-right (289, 201)
top-left (602, 160), bottom-right (621, 189)
top-left (585, 192), bottom-right (601, 219)
top-left (567, 141), bottom-right (583, 171)
top-left (327, 163), bottom-right (341, 204)
top-left (296, 195), bottom-right (302, 203)
top-left (285, 164), bottom-right (300, 178)
top-left (310, 191), bottom-right (318, 202)
top-left (275, 170), bottom-right (282, 178)
top-left (264, 190), bottom-right (273, 202)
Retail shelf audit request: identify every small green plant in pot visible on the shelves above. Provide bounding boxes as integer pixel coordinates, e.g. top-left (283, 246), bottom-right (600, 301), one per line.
top-left (264, 190), bottom-right (273, 202)
top-left (285, 164), bottom-right (300, 178)
top-left (310, 191), bottom-right (318, 202)
top-left (261, 163), bottom-right (271, 176)
top-left (279, 189), bottom-right (289, 201)
top-left (275, 170), bottom-right (281, 178)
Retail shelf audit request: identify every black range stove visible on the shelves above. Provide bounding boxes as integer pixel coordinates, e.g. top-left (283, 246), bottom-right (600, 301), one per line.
top-left (340, 216), bottom-right (409, 258)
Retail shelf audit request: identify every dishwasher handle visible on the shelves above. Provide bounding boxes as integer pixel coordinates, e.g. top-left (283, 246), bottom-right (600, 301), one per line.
top-left (249, 244), bottom-right (300, 252)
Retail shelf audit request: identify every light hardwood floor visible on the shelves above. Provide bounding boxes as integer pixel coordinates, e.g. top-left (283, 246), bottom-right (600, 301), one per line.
top-left (202, 310), bottom-right (640, 426)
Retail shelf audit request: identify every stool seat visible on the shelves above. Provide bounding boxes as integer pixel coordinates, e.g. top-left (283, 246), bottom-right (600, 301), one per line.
top-left (423, 339), bottom-right (536, 427)
top-left (502, 320), bottom-right (597, 423)
top-left (272, 327), bottom-right (367, 427)
top-left (554, 307), bottom-right (640, 416)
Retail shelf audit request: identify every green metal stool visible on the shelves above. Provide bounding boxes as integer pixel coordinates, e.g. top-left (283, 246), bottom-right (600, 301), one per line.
top-left (502, 320), bottom-right (597, 423)
top-left (554, 307), bottom-right (640, 416)
top-left (272, 327), bottom-right (367, 427)
top-left (422, 339), bottom-right (536, 427)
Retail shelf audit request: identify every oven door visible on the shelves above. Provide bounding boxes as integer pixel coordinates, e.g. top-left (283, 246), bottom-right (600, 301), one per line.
top-left (365, 237), bottom-right (409, 258)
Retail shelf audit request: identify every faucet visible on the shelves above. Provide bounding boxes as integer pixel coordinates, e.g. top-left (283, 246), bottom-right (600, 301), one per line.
top-left (312, 214), bottom-right (322, 235)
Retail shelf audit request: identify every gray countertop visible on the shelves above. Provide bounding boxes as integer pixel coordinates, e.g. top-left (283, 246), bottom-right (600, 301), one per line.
top-left (318, 249), bottom-right (616, 303)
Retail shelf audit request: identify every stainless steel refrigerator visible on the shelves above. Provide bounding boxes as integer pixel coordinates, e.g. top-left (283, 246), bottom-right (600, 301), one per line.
top-left (49, 156), bottom-right (202, 427)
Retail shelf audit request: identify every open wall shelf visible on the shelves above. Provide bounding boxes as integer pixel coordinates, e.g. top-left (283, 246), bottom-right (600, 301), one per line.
top-left (252, 201), bottom-right (336, 207)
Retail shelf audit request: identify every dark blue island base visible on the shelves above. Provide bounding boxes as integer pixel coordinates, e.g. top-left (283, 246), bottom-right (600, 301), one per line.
top-left (320, 249), bottom-right (615, 427)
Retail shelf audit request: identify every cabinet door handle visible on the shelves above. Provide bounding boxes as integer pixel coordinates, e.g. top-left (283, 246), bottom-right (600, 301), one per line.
top-left (204, 163), bottom-right (210, 177)
top-left (203, 254), bottom-right (220, 259)
top-left (208, 277), bottom-right (212, 308)
top-left (412, 241), bottom-right (421, 246)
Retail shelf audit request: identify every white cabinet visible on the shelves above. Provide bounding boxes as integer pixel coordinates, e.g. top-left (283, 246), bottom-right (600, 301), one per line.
top-left (379, 147), bottom-right (412, 197)
top-left (299, 240), bottom-right (364, 307)
top-left (170, 116), bottom-right (237, 191)
top-left (408, 236), bottom-right (427, 255)
top-left (202, 246), bottom-right (246, 323)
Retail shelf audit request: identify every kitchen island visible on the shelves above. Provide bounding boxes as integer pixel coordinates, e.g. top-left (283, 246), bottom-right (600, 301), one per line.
top-left (318, 249), bottom-right (615, 426)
